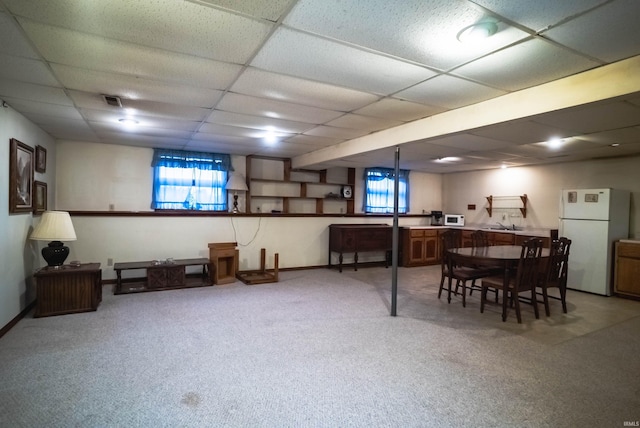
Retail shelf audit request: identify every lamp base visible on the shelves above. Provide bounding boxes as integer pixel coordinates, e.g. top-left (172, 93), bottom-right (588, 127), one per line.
top-left (42, 241), bottom-right (70, 267)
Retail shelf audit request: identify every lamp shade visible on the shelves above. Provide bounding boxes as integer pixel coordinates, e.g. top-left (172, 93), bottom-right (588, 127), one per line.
top-left (225, 173), bottom-right (248, 192)
top-left (30, 211), bottom-right (77, 241)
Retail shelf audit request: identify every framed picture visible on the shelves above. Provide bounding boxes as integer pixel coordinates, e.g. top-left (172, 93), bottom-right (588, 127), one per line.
top-left (34, 181), bottom-right (47, 215)
top-left (35, 145), bottom-right (47, 173)
top-left (9, 138), bottom-right (34, 214)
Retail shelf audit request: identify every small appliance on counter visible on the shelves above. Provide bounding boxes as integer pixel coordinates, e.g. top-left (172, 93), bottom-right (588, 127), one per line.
top-left (430, 210), bottom-right (443, 226)
top-left (444, 214), bottom-right (465, 227)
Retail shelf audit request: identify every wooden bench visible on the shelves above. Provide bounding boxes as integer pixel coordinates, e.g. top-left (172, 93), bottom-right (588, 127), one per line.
top-left (113, 258), bottom-right (212, 294)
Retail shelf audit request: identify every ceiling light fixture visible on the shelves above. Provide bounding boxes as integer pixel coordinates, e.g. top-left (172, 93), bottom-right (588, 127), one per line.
top-left (118, 118), bottom-right (139, 129)
top-left (547, 137), bottom-right (564, 149)
top-left (457, 19), bottom-right (498, 44)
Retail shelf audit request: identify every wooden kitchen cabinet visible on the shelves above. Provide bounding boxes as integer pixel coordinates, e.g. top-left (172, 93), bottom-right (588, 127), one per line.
top-left (402, 228), bottom-right (443, 266)
top-left (614, 240), bottom-right (640, 299)
top-left (487, 231), bottom-right (515, 246)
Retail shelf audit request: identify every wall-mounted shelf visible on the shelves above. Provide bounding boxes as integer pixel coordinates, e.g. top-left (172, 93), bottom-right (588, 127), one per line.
top-left (486, 194), bottom-right (527, 218)
top-left (246, 155), bottom-right (355, 214)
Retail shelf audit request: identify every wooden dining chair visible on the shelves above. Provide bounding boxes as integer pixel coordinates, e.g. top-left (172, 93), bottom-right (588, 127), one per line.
top-left (480, 238), bottom-right (544, 323)
top-left (468, 230), bottom-right (499, 301)
top-left (538, 237), bottom-right (571, 315)
top-left (438, 229), bottom-right (495, 307)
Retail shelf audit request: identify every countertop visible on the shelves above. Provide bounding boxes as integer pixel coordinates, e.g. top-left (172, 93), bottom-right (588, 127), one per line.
top-left (403, 225), bottom-right (552, 238)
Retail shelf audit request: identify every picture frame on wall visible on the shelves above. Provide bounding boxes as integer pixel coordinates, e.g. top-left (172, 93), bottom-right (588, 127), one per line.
top-left (35, 145), bottom-right (47, 173)
top-left (9, 138), bottom-right (34, 214)
top-left (34, 181), bottom-right (47, 215)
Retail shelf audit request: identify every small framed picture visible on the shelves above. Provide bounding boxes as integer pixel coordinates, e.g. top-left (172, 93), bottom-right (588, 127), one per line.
top-left (9, 138), bottom-right (34, 214)
top-left (34, 181), bottom-right (47, 215)
top-left (35, 145), bottom-right (47, 173)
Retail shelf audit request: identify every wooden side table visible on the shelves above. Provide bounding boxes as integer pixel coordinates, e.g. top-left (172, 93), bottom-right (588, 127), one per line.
top-left (34, 263), bottom-right (102, 317)
top-left (208, 242), bottom-right (238, 284)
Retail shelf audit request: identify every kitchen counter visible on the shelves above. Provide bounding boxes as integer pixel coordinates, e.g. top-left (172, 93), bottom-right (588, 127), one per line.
top-left (404, 225), bottom-right (553, 238)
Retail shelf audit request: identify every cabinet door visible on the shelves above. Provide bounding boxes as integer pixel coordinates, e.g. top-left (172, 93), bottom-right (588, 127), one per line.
top-left (461, 230), bottom-right (474, 248)
top-left (424, 234), bottom-right (439, 264)
top-left (147, 267), bottom-right (167, 288)
top-left (408, 237), bottom-right (425, 265)
top-left (615, 243), bottom-right (640, 297)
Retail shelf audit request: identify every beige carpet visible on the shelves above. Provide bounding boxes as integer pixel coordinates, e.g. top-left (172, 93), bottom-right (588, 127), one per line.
top-left (1, 266), bottom-right (639, 427)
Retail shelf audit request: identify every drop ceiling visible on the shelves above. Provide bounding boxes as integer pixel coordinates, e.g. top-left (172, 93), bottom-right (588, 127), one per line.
top-left (1, 0), bottom-right (640, 173)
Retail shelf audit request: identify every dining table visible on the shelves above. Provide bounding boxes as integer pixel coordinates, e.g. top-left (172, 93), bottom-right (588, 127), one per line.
top-left (446, 245), bottom-right (550, 321)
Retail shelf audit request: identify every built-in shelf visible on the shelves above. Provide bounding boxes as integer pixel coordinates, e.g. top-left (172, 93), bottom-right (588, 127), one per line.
top-left (486, 194), bottom-right (528, 218)
top-left (246, 155), bottom-right (355, 214)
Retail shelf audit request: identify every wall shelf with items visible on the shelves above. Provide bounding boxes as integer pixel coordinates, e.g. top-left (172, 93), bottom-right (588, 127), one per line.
top-left (485, 194), bottom-right (528, 218)
top-left (246, 155), bottom-right (355, 214)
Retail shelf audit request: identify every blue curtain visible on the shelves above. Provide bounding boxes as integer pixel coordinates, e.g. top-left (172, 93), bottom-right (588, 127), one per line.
top-left (151, 149), bottom-right (232, 211)
top-left (363, 167), bottom-right (410, 213)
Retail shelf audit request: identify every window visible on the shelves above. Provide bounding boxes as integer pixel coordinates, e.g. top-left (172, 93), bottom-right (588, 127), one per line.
top-left (363, 167), bottom-right (410, 213)
top-left (151, 149), bottom-right (232, 211)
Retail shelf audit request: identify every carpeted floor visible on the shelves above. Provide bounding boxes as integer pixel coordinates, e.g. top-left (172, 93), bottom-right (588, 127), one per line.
top-left (1, 266), bottom-right (639, 427)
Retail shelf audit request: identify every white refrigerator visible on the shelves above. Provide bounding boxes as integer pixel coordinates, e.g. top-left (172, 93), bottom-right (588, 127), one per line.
top-left (559, 188), bottom-right (630, 296)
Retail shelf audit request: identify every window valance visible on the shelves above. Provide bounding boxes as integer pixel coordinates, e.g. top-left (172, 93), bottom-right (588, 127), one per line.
top-left (152, 149), bottom-right (233, 171)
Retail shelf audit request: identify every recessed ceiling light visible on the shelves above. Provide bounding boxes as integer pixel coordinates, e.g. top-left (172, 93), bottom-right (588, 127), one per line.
top-left (118, 118), bottom-right (139, 129)
top-left (457, 20), bottom-right (498, 44)
top-left (547, 137), bottom-right (564, 149)
top-left (435, 156), bottom-right (461, 163)
top-left (611, 143), bottom-right (620, 147)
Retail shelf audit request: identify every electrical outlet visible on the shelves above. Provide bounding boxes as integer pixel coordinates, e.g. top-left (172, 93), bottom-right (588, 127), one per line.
top-left (107, 258), bottom-right (113, 266)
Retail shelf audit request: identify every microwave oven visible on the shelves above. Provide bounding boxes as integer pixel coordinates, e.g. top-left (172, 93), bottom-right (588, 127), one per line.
top-left (444, 214), bottom-right (465, 227)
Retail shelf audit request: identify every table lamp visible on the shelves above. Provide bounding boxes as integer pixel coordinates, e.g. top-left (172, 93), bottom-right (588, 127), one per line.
top-left (30, 211), bottom-right (77, 267)
top-left (225, 173), bottom-right (248, 213)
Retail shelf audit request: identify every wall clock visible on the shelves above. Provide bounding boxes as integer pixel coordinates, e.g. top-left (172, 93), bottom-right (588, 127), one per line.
top-left (341, 185), bottom-right (352, 199)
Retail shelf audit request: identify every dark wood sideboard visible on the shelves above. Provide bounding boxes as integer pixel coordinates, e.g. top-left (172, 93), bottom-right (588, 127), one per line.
top-left (34, 263), bottom-right (102, 317)
top-left (328, 224), bottom-right (392, 272)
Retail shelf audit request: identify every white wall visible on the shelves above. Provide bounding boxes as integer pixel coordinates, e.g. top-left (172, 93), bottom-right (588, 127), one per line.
top-left (0, 105), bottom-right (56, 329)
top-left (443, 157), bottom-right (639, 237)
top-left (55, 141), bottom-right (435, 280)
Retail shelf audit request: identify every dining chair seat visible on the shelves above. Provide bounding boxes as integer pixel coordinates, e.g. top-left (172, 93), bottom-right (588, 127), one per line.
top-left (438, 229), bottom-right (496, 307)
top-left (480, 238), bottom-right (544, 323)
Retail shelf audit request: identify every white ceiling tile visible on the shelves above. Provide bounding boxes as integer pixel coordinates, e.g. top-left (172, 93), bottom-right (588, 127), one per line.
top-left (303, 125), bottom-right (370, 139)
top-left (574, 127), bottom-right (640, 145)
top-left (428, 134), bottom-right (516, 151)
top-left (217, 93), bottom-right (344, 124)
top-left (83, 109), bottom-right (201, 132)
top-left (542, 0), bottom-right (640, 62)
top-left (472, 120), bottom-right (573, 144)
top-left (396, 74), bottom-right (507, 109)
top-left (251, 27), bottom-right (437, 95)
top-left (354, 98), bottom-right (446, 122)
top-left (96, 132), bottom-right (189, 149)
top-left (188, 0), bottom-right (296, 21)
top-left (473, 0), bottom-right (608, 33)
top-left (0, 12), bottom-right (40, 58)
top-left (324, 114), bottom-right (403, 132)
top-left (533, 101), bottom-right (640, 134)
top-left (0, 80), bottom-right (73, 105)
top-left (0, 54), bottom-right (60, 87)
top-left (22, 22), bottom-right (243, 89)
top-left (6, 0), bottom-right (273, 63)
top-left (67, 90), bottom-right (211, 122)
top-left (207, 110), bottom-right (314, 133)
top-left (284, 134), bottom-right (345, 147)
top-left (452, 38), bottom-right (601, 91)
top-left (92, 122), bottom-right (194, 140)
top-left (52, 65), bottom-right (223, 108)
top-left (25, 114), bottom-right (99, 141)
top-left (285, 0), bottom-right (530, 70)
top-left (1, 97), bottom-right (84, 120)
top-left (230, 68), bottom-right (379, 111)
top-left (198, 123), bottom-right (272, 138)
